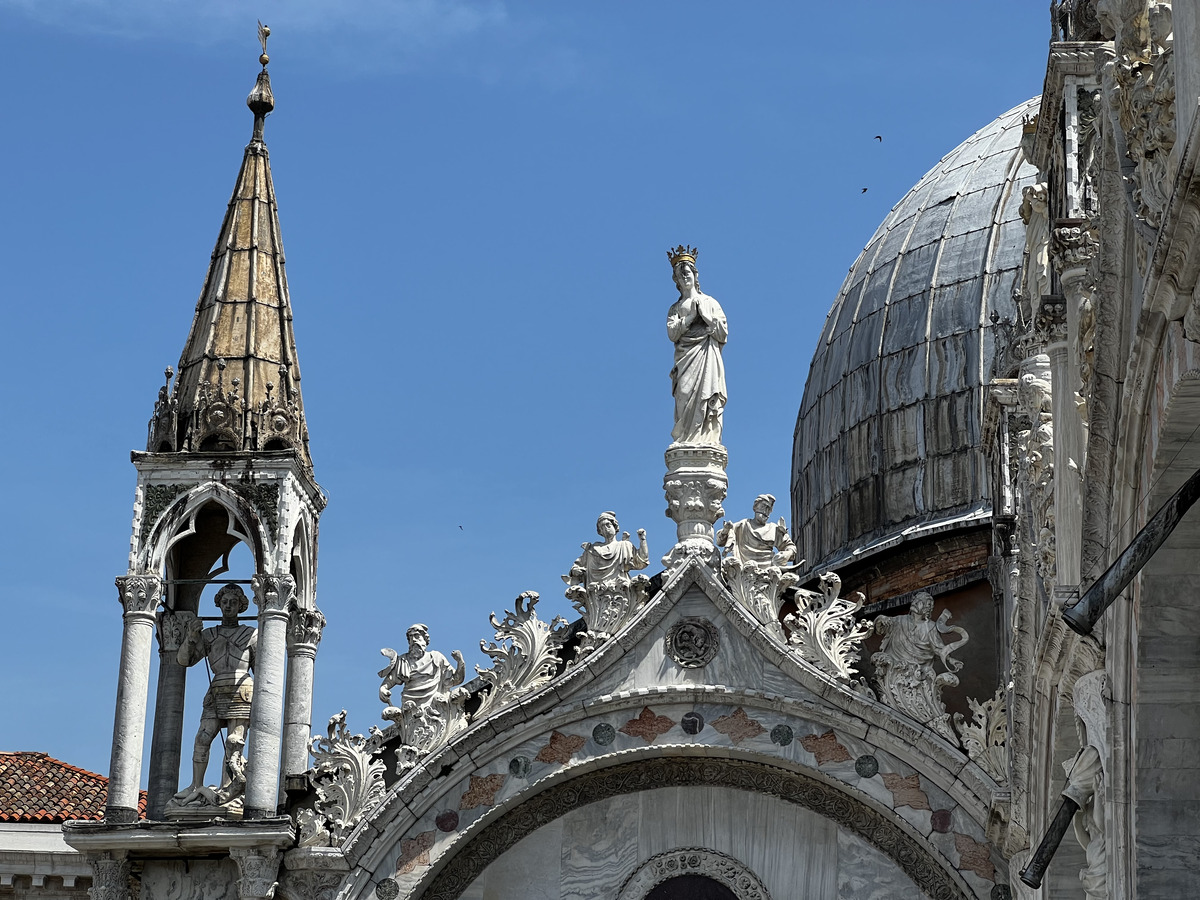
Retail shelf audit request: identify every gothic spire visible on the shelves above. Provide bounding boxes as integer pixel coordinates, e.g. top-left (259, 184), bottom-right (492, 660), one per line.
top-left (147, 26), bottom-right (312, 469)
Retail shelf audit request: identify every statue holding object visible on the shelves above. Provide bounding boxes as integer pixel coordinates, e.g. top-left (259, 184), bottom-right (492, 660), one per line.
top-left (717, 493), bottom-right (801, 628)
top-left (563, 511), bottom-right (650, 646)
top-left (379, 624), bottom-right (468, 771)
top-left (168, 584), bottom-right (256, 818)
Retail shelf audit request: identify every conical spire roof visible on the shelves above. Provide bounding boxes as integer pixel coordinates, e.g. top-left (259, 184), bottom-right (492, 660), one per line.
top-left (147, 47), bottom-right (312, 470)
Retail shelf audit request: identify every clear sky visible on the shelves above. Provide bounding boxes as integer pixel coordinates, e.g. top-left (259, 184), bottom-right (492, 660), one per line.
top-left (0, 1), bottom-right (1050, 783)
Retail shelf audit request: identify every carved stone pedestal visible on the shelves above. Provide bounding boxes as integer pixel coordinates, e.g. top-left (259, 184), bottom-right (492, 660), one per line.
top-left (662, 442), bottom-right (728, 570)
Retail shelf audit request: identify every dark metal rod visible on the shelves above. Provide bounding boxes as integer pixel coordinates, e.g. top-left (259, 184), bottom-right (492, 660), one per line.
top-left (1063, 464), bottom-right (1200, 636)
top-left (163, 578), bottom-right (254, 585)
top-left (1019, 796), bottom-right (1080, 888)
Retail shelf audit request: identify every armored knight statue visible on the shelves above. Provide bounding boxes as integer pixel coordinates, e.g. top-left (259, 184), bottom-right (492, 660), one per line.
top-left (169, 584), bottom-right (256, 816)
top-left (563, 511), bottom-right (650, 644)
top-left (716, 494), bottom-right (800, 626)
top-left (379, 624), bottom-right (468, 770)
top-left (871, 591), bottom-right (969, 744)
top-left (666, 245), bottom-right (728, 445)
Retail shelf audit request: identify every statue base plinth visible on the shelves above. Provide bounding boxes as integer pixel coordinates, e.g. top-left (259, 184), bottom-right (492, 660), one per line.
top-left (164, 798), bottom-right (243, 823)
top-left (663, 442), bottom-right (728, 569)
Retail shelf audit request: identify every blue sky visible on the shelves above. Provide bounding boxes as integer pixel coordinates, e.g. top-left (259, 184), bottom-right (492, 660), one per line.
top-left (0, 1), bottom-right (1049, 783)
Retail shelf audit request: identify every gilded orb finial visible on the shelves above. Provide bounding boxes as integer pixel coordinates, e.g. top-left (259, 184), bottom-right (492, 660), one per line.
top-left (257, 20), bottom-right (270, 68)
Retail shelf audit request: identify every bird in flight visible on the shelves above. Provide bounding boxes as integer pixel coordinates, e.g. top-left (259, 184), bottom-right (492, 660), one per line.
top-left (874, 135), bottom-right (882, 142)
top-left (861, 188), bottom-right (868, 193)
top-left (458, 525), bottom-right (464, 530)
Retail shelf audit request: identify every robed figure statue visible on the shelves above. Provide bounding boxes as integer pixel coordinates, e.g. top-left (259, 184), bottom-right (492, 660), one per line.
top-left (666, 246), bottom-right (728, 444)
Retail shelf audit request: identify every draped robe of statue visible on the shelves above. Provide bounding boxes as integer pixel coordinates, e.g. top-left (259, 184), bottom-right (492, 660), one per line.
top-left (667, 292), bottom-right (728, 444)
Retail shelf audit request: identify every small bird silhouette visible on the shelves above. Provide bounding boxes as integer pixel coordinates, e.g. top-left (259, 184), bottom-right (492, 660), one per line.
top-left (861, 187), bottom-right (868, 193)
top-left (458, 525), bottom-right (464, 531)
top-left (874, 135), bottom-right (882, 142)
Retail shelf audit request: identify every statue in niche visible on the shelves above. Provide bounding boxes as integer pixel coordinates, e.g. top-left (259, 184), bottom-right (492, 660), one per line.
top-left (563, 511), bottom-right (650, 645)
top-left (871, 592), bottom-right (969, 744)
top-left (1064, 668), bottom-right (1108, 899)
top-left (168, 585), bottom-right (256, 816)
top-left (1020, 182), bottom-right (1051, 303)
top-left (716, 494), bottom-right (801, 627)
top-left (379, 624), bottom-right (468, 771)
top-left (666, 245), bottom-right (728, 445)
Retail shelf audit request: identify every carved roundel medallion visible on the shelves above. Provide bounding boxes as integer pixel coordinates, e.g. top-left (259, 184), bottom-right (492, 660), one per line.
top-left (665, 617), bottom-right (720, 669)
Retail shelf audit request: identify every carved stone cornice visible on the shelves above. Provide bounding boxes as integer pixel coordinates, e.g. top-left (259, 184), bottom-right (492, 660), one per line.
top-left (252, 574), bottom-right (296, 617)
top-left (231, 848), bottom-right (282, 900)
top-left (115, 575), bottom-right (162, 619)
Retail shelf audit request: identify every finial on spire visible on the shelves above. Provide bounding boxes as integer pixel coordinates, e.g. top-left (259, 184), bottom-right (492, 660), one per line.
top-left (247, 21), bottom-right (275, 141)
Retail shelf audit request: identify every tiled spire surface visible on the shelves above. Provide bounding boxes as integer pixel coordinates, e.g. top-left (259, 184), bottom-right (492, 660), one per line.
top-left (148, 54), bottom-right (311, 469)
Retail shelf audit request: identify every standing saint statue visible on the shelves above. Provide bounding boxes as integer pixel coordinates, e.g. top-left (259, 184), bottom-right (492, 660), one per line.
top-left (170, 584), bottom-right (256, 813)
top-left (563, 511), bottom-right (650, 643)
top-left (666, 245), bottom-right (728, 445)
top-left (379, 624), bottom-right (468, 769)
top-left (716, 494), bottom-right (800, 627)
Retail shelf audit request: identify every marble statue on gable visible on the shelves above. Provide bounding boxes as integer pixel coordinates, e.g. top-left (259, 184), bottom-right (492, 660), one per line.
top-left (1019, 182), bottom-right (1051, 303)
top-left (1063, 668), bottom-right (1108, 900)
top-left (716, 494), bottom-right (801, 628)
top-left (563, 511), bottom-right (650, 646)
top-left (871, 591), bottom-right (969, 744)
top-left (167, 584), bottom-right (256, 819)
top-left (666, 246), bottom-right (728, 445)
top-left (379, 624), bottom-right (468, 771)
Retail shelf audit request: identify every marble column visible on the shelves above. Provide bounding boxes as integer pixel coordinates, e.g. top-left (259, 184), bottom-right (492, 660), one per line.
top-left (87, 853), bottom-right (131, 900)
top-left (283, 605), bottom-right (325, 781)
top-left (244, 574), bottom-right (294, 819)
top-left (106, 575), bottom-right (162, 823)
top-left (145, 609), bottom-right (188, 819)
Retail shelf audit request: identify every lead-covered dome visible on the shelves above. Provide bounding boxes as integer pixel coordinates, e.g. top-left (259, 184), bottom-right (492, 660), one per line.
top-left (792, 98), bottom-right (1039, 571)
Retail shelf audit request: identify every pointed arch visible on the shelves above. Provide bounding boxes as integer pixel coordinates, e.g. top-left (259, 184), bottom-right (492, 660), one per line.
top-left (141, 482), bottom-right (269, 575)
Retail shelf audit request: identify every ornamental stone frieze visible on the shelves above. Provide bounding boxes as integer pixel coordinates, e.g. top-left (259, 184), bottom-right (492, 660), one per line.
top-left (231, 849), bottom-right (282, 900)
top-left (473, 591), bottom-right (571, 719)
top-left (87, 854), bottom-right (132, 900)
top-left (116, 575), bottom-right (162, 618)
top-left (616, 849), bottom-right (772, 900)
top-left (252, 573), bottom-right (295, 614)
top-left (378, 624), bottom-right (468, 771)
top-left (288, 604), bottom-right (327, 651)
top-left (299, 711), bottom-right (386, 848)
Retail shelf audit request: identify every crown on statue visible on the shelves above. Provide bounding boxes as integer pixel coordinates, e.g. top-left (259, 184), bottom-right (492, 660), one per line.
top-left (667, 245), bottom-right (699, 268)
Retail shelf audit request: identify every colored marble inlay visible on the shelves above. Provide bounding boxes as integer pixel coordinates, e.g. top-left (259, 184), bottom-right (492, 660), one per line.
top-left (592, 723), bottom-right (616, 745)
top-left (681, 711), bottom-right (705, 734)
top-left (620, 707), bottom-right (676, 744)
top-left (395, 831), bottom-right (435, 875)
top-left (770, 724), bottom-right (794, 746)
top-left (534, 730), bottom-right (587, 765)
top-left (508, 756), bottom-right (531, 777)
top-left (458, 773), bottom-right (506, 810)
top-left (881, 772), bottom-right (930, 811)
top-left (931, 809), bottom-right (952, 833)
top-left (375, 879), bottom-right (399, 900)
top-left (954, 832), bottom-right (996, 882)
top-left (854, 754), bottom-right (879, 778)
top-left (711, 707), bottom-right (766, 745)
top-left (799, 729), bottom-right (851, 765)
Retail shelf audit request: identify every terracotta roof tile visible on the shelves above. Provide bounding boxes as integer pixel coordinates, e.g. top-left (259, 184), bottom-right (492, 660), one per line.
top-left (0, 752), bottom-right (146, 822)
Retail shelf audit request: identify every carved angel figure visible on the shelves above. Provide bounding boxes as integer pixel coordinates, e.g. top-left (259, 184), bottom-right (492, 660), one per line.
top-left (666, 247), bottom-right (728, 445)
top-left (716, 494), bottom-right (800, 627)
top-left (379, 624), bottom-right (467, 769)
top-left (563, 511), bottom-right (650, 643)
top-left (169, 585), bottom-right (256, 815)
top-left (871, 592), bottom-right (969, 744)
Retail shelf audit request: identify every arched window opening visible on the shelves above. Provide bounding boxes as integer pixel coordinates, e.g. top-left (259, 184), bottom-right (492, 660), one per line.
top-left (646, 876), bottom-right (738, 900)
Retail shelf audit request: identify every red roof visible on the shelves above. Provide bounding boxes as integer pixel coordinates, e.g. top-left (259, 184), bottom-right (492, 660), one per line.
top-left (0, 752), bottom-right (146, 823)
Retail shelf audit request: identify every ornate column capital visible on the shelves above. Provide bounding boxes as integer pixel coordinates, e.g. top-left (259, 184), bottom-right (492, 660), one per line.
top-left (252, 574), bottom-right (295, 618)
top-left (87, 853), bottom-right (131, 900)
top-left (115, 575), bottom-right (161, 620)
top-left (1033, 298), bottom-right (1069, 347)
top-left (1051, 219), bottom-right (1099, 281)
top-left (287, 604), bottom-right (326, 656)
top-left (231, 848), bottom-right (282, 900)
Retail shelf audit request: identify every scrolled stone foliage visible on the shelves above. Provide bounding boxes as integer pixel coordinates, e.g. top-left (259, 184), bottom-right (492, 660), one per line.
top-left (473, 591), bottom-right (571, 720)
top-left (954, 687), bottom-right (1009, 783)
top-left (300, 710), bottom-right (386, 847)
top-left (783, 572), bottom-right (872, 681)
